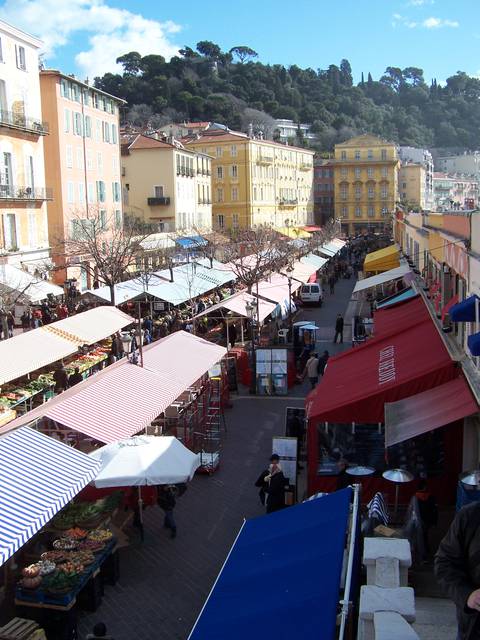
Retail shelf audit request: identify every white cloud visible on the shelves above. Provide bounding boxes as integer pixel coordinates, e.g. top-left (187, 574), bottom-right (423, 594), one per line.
top-left (0, 0), bottom-right (181, 78)
top-left (407, 0), bottom-right (434, 6)
top-left (422, 17), bottom-right (459, 28)
top-left (392, 13), bottom-right (459, 29)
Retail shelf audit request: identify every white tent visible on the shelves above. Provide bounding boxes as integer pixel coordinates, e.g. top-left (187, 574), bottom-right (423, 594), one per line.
top-left (0, 264), bottom-right (63, 302)
top-left (90, 435), bottom-right (200, 487)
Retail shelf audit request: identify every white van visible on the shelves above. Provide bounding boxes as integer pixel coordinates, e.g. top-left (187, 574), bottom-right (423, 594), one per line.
top-left (299, 283), bottom-right (323, 305)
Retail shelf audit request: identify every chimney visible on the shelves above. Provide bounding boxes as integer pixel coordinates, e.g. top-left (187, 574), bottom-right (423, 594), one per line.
top-left (248, 123), bottom-right (253, 138)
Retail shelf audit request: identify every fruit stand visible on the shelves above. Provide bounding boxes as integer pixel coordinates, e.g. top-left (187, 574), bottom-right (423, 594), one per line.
top-left (0, 345), bottom-right (111, 425)
top-left (13, 494), bottom-right (123, 640)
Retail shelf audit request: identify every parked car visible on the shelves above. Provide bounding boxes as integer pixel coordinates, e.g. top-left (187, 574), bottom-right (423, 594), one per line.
top-left (299, 283), bottom-right (323, 305)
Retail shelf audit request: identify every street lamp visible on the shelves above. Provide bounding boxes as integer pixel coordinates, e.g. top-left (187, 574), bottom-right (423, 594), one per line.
top-left (245, 299), bottom-right (258, 395)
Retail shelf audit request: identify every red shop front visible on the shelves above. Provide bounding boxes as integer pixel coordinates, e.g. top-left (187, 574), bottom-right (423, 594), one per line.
top-left (306, 297), bottom-right (470, 504)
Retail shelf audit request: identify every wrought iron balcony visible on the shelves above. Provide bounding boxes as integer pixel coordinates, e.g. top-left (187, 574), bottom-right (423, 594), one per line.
top-left (257, 154), bottom-right (274, 165)
top-left (0, 110), bottom-right (49, 135)
top-left (147, 196), bottom-right (170, 206)
top-left (0, 185), bottom-right (53, 201)
top-left (279, 198), bottom-right (298, 207)
top-left (299, 162), bottom-right (313, 171)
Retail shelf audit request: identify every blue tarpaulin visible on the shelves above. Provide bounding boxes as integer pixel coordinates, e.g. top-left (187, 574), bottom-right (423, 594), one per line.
top-left (188, 488), bottom-right (352, 640)
top-left (376, 288), bottom-right (417, 309)
top-left (176, 236), bottom-right (207, 248)
top-left (468, 331), bottom-right (480, 356)
top-left (450, 295), bottom-right (479, 322)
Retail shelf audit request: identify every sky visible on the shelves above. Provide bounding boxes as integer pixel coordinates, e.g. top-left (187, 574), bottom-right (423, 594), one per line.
top-left (1, 0), bottom-right (478, 84)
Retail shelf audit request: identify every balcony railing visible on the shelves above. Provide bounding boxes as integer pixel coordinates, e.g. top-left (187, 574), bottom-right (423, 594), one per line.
top-left (197, 198), bottom-right (212, 205)
top-left (279, 198), bottom-right (298, 207)
top-left (0, 110), bottom-right (49, 135)
top-left (0, 185), bottom-right (53, 201)
top-left (257, 154), bottom-right (274, 165)
top-left (147, 196), bottom-right (170, 206)
top-left (300, 162), bottom-right (313, 171)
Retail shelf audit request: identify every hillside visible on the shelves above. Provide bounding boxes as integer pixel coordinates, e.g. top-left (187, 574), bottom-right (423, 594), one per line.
top-left (94, 42), bottom-right (480, 151)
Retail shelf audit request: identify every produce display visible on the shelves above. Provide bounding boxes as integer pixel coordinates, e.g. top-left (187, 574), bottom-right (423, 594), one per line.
top-left (52, 537), bottom-right (78, 551)
top-left (51, 492), bottom-right (122, 530)
top-left (78, 539), bottom-right (104, 553)
top-left (64, 527), bottom-right (88, 540)
top-left (37, 560), bottom-right (56, 576)
top-left (87, 529), bottom-right (113, 543)
top-left (22, 564), bottom-right (40, 579)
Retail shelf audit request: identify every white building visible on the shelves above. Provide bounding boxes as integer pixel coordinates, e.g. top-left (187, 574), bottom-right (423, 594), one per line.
top-left (0, 20), bottom-right (50, 272)
top-left (436, 153), bottom-right (480, 177)
top-left (398, 146), bottom-right (434, 210)
top-left (274, 119), bottom-right (316, 144)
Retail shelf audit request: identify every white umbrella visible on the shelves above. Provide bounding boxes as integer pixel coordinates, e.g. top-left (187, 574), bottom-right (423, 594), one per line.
top-left (90, 435), bottom-right (200, 488)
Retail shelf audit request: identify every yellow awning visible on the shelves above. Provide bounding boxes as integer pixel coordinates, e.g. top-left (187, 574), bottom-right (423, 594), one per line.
top-left (275, 227), bottom-right (311, 239)
top-left (363, 245), bottom-right (400, 273)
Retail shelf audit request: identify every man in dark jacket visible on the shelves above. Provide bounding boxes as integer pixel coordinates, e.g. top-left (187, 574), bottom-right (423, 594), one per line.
top-left (255, 454), bottom-right (287, 514)
top-left (333, 314), bottom-right (344, 344)
top-left (317, 350), bottom-right (330, 376)
top-left (157, 485), bottom-right (177, 538)
top-left (435, 502), bottom-right (480, 639)
top-left (52, 362), bottom-right (69, 393)
top-left (69, 367), bottom-right (83, 386)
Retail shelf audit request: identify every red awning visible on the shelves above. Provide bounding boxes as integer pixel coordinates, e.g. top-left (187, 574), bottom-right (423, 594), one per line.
top-left (306, 319), bottom-right (456, 424)
top-left (441, 294), bottom-right (459, 322)
top-left (373, 295), bottom-right (427, 336)
top-left (385, 376), bottom-right (477, 447)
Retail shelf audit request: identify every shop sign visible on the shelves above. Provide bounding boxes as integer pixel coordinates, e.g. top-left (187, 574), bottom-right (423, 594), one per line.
top-left (444, 241), bottom-right (468, 280)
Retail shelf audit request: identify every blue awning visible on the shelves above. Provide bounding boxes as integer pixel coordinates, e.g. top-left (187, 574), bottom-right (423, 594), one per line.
top-left (450, 295), bottom-right (480, 322)
top-left (188, 488), bottom-right (352, 640)
top-left (468, 331), bottom-right (480, 356)
top-left (176, 236), bottom-right (207, 248)
top-left (376, 288), bottom-right (418, 309)
top-left (0, 427), bottom-right (101, 566)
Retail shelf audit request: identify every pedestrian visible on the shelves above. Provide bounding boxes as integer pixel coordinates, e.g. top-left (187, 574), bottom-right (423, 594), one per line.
top-left (435, 501), bottom-right (480, 639)
top-left (86, 622), bottom-right (114, 640)
top-left (52, 361), bottom-right (69, 393)
top-left (143, 328), bottom-right (152, 344)
top-left (255, 454), bottom-right (287, 514)
top-left (303, 352), bottom-right (319, 389)
top-left (20, 310), bottom-right (31, 332)
top-left (328, 274), bottom-right (335, 295)
top-left (110, 332), bottom-right (123, 363)
top-left (229, 323), bottom-right (237, 348)
top-left (142, 315), bottom-right (153, 334)
top-left (415, 479), bottom-right (438, 558)
top-left (157, 485), bottom-right (177, 538)
top-left (333, 313), bottom-right (344, 344)
top-left (317, 350), bottom-right (330, 376)
top-left (68, 367), bottom-right (83, 386)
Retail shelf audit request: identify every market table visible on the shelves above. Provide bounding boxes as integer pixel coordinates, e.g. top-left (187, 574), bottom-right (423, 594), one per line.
top-left (14, 539), bottom-right (117, 640)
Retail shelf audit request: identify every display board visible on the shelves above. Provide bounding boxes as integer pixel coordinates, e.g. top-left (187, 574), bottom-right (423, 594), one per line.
top-left (256, 348), bottom-right (288, 395)
top-left (272, 436), bottom-right (298, 486)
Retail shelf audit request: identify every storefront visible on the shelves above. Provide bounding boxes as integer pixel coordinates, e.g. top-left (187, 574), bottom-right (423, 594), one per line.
top-left (306, 296), bottom-right (471, 503)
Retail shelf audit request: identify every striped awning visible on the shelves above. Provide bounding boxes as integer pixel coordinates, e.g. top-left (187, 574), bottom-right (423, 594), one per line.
top-left (44, 306), bottom-right (134, 345)
top-left (0, 426), bottom-right (100, 566)
top-left (44, 364), bottom-right (181, 443)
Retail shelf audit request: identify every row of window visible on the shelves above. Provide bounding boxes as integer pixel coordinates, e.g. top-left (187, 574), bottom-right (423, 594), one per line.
top-left (314, 168), bottom-right (334, 178)
top-left (1, 151), bottom-right (36, 190)
top-left (1, 211), bottom-right (41, 250)
top-left (66, 180), bottom-right (121, 204)
top-left (65, 146), bottom-right (119, 174)
top-left (70, 211), bottom-right (122, 239)
top-left (340, 188), bottom-right (390, 200)
top-left (201, 145), bottom-right (237, 158)
top-left (64, 109), bottom-right (118, 143)
top-left (60, 79), bottom-right (118, 115)
top-left (340, 166), bottom-right (390, 178)
top-left (340, 149), bottom-right (390, 161)
top-left (314, 183), bottom-right (334, 192)
top-left (216, 165), bottom-right (238, 179)
top-left (340, 206), bottom-right (390, 218)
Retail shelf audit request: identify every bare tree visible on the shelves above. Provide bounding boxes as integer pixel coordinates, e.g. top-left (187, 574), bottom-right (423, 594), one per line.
top-left (58, 208), bottom-right (152, 306)
top-left (240, 108), bottom-right (277, 140)
top-left (223, 226), bottom-right (289, 293)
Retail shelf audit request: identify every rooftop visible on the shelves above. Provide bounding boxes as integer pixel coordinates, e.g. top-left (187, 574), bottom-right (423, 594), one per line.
top-left (40, 70), bottom-right (127, 104)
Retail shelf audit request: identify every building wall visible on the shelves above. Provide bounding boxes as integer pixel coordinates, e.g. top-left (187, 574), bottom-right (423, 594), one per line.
top-left (399, 164), bottom-right (426, 209)
top-left (313, 159), bottom-right (334, 225)
top-left (398, 146), bottom-right (434, 209)
top-left (186, 134), bottom-right (314, 231)
top-left (122, 143), bottom-right (212, 233)
top-left (0, 21), bottom-right (50, 270)
top-left (40, 71), bottom-right (123, 288)
top-left (437, 154), bottom-right (480, 176)
top-left (333, 134), bottom-right (398, 235)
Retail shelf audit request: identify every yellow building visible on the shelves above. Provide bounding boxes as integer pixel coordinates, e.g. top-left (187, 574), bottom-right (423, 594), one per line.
top-left (185, 129), bottom-right (314, 232)
top-left (333, 134), bottom-right (399, 235)
top-left (0, 21), bottom-right (51, 272)
top-left (40, 70), bottom-right (125, 290)
top-left (399, 163), bottom-right (426, 210)
top-left (121, 133), bottom-right (212, 233)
